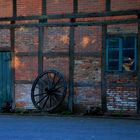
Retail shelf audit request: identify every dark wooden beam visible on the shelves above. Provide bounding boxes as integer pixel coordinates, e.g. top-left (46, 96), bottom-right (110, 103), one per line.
top-left (0, 18), bottom-right (140, 29)
top-left (101, 25), bottom-right (107, 113)
top-left (38, 27), bottom-right (44, 75)
top-left (10, 1), bottom-right (16, 109)
top-left (68, 26), bottom-right (75, 112)
top-left (74, 52), bottom-right (101, 58)
top-left (15, 52), bottom-right (38, 56)
top-left (107, 83), bottom-right (137, 87)
top-left (68, 0), bottom-right (78, 112)
top-left (10, 21), bottom-right (16, 109)
top-left (73, 0), bottom-right (78, 13)
top-left (15, 80), bottom-right (33, 84)
top-left (0, 9), bottom-right (140, 22)
top-left (16, 51), bottom-right (102, 58)
top-left (0, 47), bottom-right (11, 52)
top-left (137, 14), bottom-right (140, 114)
top-left (13, 0), bottom-right (17, 18)
top-left (42, 0), bottom-right (46, 16)
top-left (74, 82), bottom-right (101, 87)
top-left (106, 0), bottom-right (111, 11)
top-left (43, 52), bottom-right (69, 57)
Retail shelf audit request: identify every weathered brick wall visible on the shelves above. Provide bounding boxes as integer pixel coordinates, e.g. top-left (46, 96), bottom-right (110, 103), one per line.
top-left (78, 0), bottom-right (105, 12)
top-left (0, 29), bottom-right (10, 48)
top-left (0, 0), bottom-right (12, 17)
top-left (107, 87), bottom-right (137, 113)
top-left (108, 23), bottom-right (138, 34)
top-left (15, 84), bottom-right (35, 109)
top-left (47, 0), bottom-right (73, 14)
top-left (17, 0), bottom-right (42, 16)
top-left (43, 27), bottom-right (69, 79)
top-left (14, 27), bottom-right (38, 109)
top-left (106, 74), bottom-right (137, 113)
top-left (0, 0), bottom-right (140, 17)
top-left (74, 26), bottom-right (102, 112)
top-left (0, 0), bottom-right (139, 113)
top-left (111, 0), bottom-right (140, 11)
top-left (74, 57), bottom-right (102, 112)
top-left (106, 24), bottom-right (138, 114)
top-left (15, 27), bottom-right (38, 53)
top-left (43, 27), bottom-right (69, 53)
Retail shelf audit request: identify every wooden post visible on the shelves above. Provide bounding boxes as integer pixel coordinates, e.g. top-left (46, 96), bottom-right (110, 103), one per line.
top-left (101, 0), bottom-right (111, 113)
top-left (13, 0), bottom-right (17, 18)
top-left (42, 0), bottom-right (46, 16)
top-left (68, 0), bottom-right (78, 112)
top-left (38, 0), bottom-right (46, 75)
top-left (137, 14), bottom-right (140, 114)
top-left (38, 27), bottom-right (44, 75)
top-left (106, 0), bottom-right (111, 12)
top-left (10, 0), bottom-right (17, 109)
top-left (101, 25), bottom-right (107, 113)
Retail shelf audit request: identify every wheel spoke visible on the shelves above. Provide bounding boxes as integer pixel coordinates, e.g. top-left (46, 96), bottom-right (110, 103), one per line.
top-left (54, 92), bottom-right (63, 96)
top-left (52, 95), bottom-right (58, 103)
top-left (39, 78), bottom-right (47, 86)
top-left (42, 95), bottom-right (49, 109)
top-left (52, 73), bottom-right (56, 87)
top-left (46, 73), bottom-right (52, 88)
top-left (54, 85), bottom-right (64, 91)
top-left (49, 96), bottom-right (52, 107)
top-left (34, 92), bottom-right (46, 97)
top-left (36, 95), bottom-right (47, 105)
top-left (53, 77), bottom-right (61, 88)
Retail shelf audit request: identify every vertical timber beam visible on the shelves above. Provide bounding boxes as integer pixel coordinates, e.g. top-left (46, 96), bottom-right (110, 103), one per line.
top-left (137, 14), bottom-right (140, 114)
top-left (11, 0), bottom-right (17, 109)
top-left (42, 0), bottom-right (46, 16)
top-left (106, 0), bottom-right (111, 11)
top-left (68, 0), bottom-right (78, 112)
top-left (101, 0), bottom-right (111, 113)
top-left (38, 27), bottom-right (44, 75)
top-left (101, 25), bottom-right (107, 113)
top-left (38, 0), bottom-right (46, 75)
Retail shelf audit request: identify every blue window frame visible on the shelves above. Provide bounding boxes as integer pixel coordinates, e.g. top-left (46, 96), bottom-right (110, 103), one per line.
top-left (106, 36), bottom-right (137, 72)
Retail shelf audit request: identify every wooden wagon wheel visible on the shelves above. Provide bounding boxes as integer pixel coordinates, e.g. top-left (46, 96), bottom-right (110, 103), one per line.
top-left (31, 69), bottom-right (67, 112)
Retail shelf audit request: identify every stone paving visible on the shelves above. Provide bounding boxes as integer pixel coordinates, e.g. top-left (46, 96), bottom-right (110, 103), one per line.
top-left (0, 115), bottom-right (140, 140)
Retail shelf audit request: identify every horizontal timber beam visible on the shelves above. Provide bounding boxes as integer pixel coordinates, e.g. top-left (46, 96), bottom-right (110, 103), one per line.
top-left (15, 52), bottom-right (38, 56)
top-left (0, 18), bottom-right (140, 29)
top-left (15, 80), bottom-right (33, 84)
top-left (14, 52), bottom-right (101, 57)
top-left (0, 9), bottom-right (140, 22)
top-left (107, 83), bottom-right (137, 87)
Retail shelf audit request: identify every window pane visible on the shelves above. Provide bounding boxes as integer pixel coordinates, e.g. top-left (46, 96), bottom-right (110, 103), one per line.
top-left (108, 50), bottom-right (119, 59)
top-left (122, 36), bottom-right (136, 71)
top-left (108, 39), bottom-right (120, 48)
top-left (123, 50), bottom-right (134, 59)
top-left (108, 61), bottom-right (119, 71)
top-left (123, 37), bottom-right (135, 48)
top-left (123, 50), bottom-right (135, 71)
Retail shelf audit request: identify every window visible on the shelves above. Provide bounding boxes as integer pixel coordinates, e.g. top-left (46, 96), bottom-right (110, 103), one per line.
top-left (106, 36), bottom-right (137, 72)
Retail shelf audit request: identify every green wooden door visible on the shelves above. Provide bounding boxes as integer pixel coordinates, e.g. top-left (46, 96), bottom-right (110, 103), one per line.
top-left (0, 52), bottom-right (12, 109)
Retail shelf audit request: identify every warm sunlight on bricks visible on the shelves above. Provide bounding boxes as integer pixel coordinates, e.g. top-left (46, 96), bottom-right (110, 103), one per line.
top-left (15, 56), bottom-right (21, 69)
top-left (81, 36), bottom-right (90, 48)
top-left (60, 35), bottom-right (69, 45)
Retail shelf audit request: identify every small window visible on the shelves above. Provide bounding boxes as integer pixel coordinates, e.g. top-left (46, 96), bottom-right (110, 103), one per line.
top-left (106, 36), bottom-right (137, 72)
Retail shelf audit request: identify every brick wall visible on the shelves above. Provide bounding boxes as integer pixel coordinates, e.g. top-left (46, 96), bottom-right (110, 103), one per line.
top-left (17, 0), bottom-right (42, 16)
top-left (47, 0), bottom-right (73, 14)
top-left (0, 29), bottom-right (10, 48)
top-left (107, 87), bottom-right (137, 113)
top-left (0, 0), bottom-right (12, 17)
top-left (0, 0), bottom-right (139, 114)
top-left (111, 0), bottom-right (140, 11)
